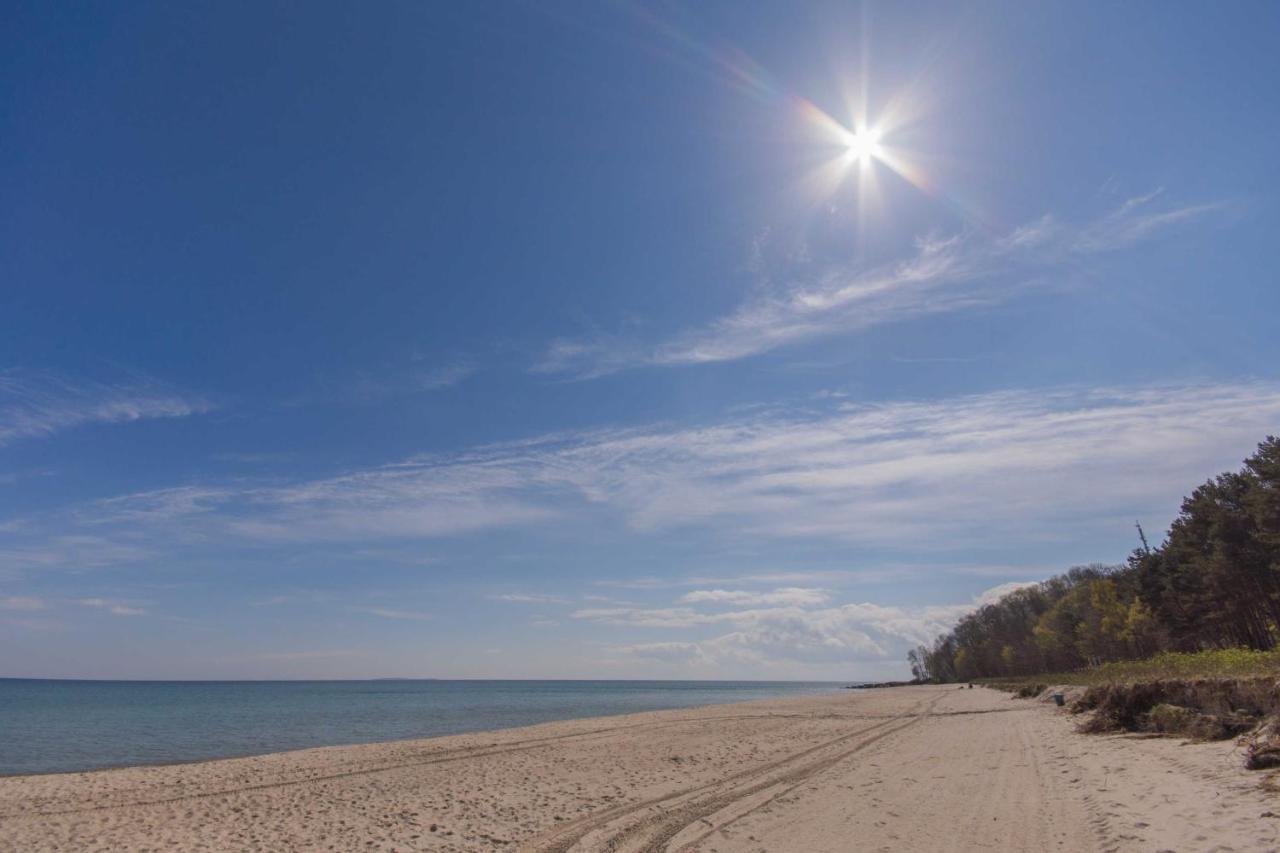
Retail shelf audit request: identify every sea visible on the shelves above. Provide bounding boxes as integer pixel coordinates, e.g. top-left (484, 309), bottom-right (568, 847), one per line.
top-left (0, 679), bottom-right (843, 776)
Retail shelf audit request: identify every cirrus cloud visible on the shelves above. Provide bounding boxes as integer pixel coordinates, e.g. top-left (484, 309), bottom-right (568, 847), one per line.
top-left (0, 370), bottom-right (211, 447)
top-left (678, 587), bottom-right (830, 607)
top-left (535, 192), bottom-right (1222, 378)
top-left (4, 381), bottom-right (1279, 576)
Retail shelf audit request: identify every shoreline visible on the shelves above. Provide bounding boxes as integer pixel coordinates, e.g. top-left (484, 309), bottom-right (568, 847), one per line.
top-left (0, 685), bottom-right (847, 781)
top-left (0, 678), bottom-right (843, 778)
top-left (1, 685), bottom-right (1274, 851)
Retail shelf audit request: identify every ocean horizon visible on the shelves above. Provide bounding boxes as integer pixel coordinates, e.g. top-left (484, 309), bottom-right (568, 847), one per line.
top-left (0, 678), bottom-right (843, 776)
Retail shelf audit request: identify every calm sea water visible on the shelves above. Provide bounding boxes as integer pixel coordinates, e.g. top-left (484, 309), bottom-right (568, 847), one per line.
top-left (0, 679), bottom-right (841, 776)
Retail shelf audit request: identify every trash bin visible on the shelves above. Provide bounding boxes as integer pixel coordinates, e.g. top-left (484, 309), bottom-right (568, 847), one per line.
top-left (1052, 692), bottom-right (1065, 707)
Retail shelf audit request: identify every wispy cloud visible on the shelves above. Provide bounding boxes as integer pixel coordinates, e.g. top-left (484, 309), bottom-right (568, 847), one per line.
top-left (416, 362), bottom-right (476, 391)
top-left (6, 381), bottom-right (1279, 571)
top-left (489, 593), bottom-right (570, 604)
top-left (212, 451), bottom-right (296, 465)
top-left (251, 590), bottom-right (335, 608)
top-left (225, 463), bottom-right (554, 543)
top-left (535, 193), bottom-right (1221, 378)
top-left (597, 564), bottom-right (1058, 590)
top-left (0, 536), bottom-right (154, 573)
top-left (1072, 190), bottom-right (1221, 252)
top-left (678, 587), bottom-right (829, 606)
top-left (0, 370), bottom-right (211, 447)
top-left (310, 358), bottom-right (477, 406)
top-left (237, 649), bottom-right (362, 663)
top-left (85, 487), bottom-right (231, 525)
top-left (225, 380), bottom-right (1269, 547)
top-left (348, 606), bottom-right (432, 622)
top-left (77, 598), bottom-right (147, 616)
top-left (0, 595), bottom-right (46, 611)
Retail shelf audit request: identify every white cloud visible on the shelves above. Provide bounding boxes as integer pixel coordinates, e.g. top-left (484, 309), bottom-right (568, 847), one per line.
top-left (0, 596), bottom-right (45, 611)
top-left (601, 565), bottom-right (1058, 590)
top-left (0, 536), bottom-right (154, 572)
top-left (572, 607), bottom-right (706, 628)
top-left (416, 362), bottom-right (476, 391)
top-left (535, 193), bottom-right (1221, 377)
top-left (0, 370), bottom-right (210, 447)
top-left (226, 461), bottom-right (555, 542)
top-left (678, 587), bottom-right (830, 606)
top-left (85, 487), bottom-right (230, 525)
top-left (617, 641), bottom-right (709, 664)
top-left (349, 606), bottom-right (431, 622)
top-left (77, 598), bottom-right (147, 616)
top-left (312, 359), bottom-right (476, 405)
top-left (251, 590), bottom-right (334, 607)
top-left (6, 381), bottom-right (1279, 570)
top-left (490, 593), bottom-right (570, 604)
top-left (609, 582), bottom-right (1039, 670)
top-left (239, 649), bottom-right (362, 662)
top-left (1072, 190), bottom-right (1221, 253)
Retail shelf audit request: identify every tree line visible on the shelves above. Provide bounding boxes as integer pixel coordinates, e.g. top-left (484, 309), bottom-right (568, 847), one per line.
top-left (908, 436), bottom-right (1280, 682)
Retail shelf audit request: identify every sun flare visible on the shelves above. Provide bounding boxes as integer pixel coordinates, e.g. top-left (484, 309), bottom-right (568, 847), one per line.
top-left (844, 127), bottom-right (882, 165)
top-left (792, 93), bottom-right (932, 217)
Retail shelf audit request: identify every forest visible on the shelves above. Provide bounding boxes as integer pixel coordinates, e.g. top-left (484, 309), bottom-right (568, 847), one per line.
top-left (909, 436), bottom-right (1280, 682)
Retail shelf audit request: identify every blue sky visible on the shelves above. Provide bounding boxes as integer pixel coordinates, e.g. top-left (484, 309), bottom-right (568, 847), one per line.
top-left (3, 1), bottom-right (1279, 680)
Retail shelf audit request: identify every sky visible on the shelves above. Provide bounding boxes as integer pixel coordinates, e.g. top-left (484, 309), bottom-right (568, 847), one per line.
top-left (2, 1), bottom-right (1279, 681)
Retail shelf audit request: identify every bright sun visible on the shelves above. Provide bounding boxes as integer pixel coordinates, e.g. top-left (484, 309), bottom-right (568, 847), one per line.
top-left (793, 94), bottom-right (928, 208)
top-left (844, 127), bottom-right (883, 165)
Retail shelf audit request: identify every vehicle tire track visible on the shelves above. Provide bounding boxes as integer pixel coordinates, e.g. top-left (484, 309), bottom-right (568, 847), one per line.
top-left (656, 711), bottom-right (924, 853)
top-left (521, 693), bottom-right (943, 853)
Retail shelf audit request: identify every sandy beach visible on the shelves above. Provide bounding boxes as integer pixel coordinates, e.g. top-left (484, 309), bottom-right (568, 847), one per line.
top-left (1, 685), bottom-right (1274, 852)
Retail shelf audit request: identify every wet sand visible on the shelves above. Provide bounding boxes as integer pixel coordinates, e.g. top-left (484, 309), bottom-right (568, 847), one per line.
top-left (1, 685), bottom-right (1274, 851)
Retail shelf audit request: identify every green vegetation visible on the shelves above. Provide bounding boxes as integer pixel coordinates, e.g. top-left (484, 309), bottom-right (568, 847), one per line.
top-left (908, 436), bottom-right (1280, 683)
top-left (980, 648), bottom-right (1280, 689)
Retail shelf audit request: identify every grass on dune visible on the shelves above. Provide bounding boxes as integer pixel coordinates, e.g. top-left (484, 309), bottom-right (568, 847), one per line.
top-left (979, 648), bottom-right (1280, 690)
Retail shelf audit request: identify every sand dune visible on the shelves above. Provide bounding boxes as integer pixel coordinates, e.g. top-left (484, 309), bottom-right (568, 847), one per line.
top-left (0, 685), bottom-right (1274, 851)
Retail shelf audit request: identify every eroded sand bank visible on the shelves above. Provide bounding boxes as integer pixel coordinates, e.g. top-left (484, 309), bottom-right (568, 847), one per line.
top-left (1, 685), bottom-right (1274, 852)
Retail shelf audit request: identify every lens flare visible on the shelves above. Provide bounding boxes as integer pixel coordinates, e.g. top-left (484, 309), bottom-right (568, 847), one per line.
top-left (601, 2), bottom-right (941, 219)
top-left (843, 127), bottom-right (883, 165)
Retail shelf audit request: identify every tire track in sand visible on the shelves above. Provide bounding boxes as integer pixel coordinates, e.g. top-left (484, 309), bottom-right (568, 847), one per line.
top-left (520, 693), bottom-right (943, 853)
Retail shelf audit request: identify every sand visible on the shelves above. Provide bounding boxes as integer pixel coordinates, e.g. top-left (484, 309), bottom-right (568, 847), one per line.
top-left (1, 684), bottom-right (1275, 852)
